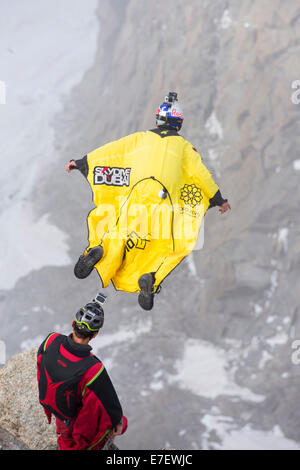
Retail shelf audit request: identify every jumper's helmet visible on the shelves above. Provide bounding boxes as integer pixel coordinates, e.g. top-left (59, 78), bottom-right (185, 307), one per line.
top-left (156, 92), bottom-right (184, 131)
top-left (74, 302), bottom-right (104, 333)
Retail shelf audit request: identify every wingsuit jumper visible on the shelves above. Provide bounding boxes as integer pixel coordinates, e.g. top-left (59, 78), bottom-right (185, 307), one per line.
top-left (66, 92), bottom-right (231, 311)
top-left (37, 301), bottom-right (127, 450)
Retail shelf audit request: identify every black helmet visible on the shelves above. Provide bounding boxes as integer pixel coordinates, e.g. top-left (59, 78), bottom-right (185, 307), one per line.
top-left (74, 302), bottom-right (104, 333)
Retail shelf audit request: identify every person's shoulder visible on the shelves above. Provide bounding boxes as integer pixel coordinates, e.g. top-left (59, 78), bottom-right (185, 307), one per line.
top-left (43, 332), bottom-right (61, 344)
top-left (80, 356), bottom-right (105, 386)
top-left (38, 332), bottom-right (62, 355)
top-left (182, 138), bottom-right (201, 154)
top-left (85, 351), bottom-right (102, 369)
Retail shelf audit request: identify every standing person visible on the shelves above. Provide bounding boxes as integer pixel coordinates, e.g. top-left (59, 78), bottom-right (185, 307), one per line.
top-left (66, 92), bottom-right (231, 311)
top-left (37, 300), bottom-right (127, 450)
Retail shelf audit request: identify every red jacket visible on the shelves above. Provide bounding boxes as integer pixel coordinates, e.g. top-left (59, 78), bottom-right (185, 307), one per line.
top-left (37, 332), bottom-right (127, 450)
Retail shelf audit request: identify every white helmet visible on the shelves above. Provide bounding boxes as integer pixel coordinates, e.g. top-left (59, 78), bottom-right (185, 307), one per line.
top-left (156, 92), bottom-right (184, 131)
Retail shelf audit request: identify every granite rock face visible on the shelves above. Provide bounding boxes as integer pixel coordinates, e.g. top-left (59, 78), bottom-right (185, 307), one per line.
top-left (0, 348), bottom-right (57, 450)
top-left (1, 0), bottom-right (300, 450)
top-left (0, 428), bottom-right (28, 451)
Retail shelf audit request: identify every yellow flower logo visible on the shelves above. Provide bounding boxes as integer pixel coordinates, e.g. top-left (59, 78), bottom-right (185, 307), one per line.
top-left (180, 184), bottom-right (203, 208)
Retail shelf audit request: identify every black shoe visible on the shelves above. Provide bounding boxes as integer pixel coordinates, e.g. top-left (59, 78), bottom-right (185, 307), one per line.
top-left (138, 273), bottom-right (155, 311)
top-left (74, 246), bottom-right (103, 279)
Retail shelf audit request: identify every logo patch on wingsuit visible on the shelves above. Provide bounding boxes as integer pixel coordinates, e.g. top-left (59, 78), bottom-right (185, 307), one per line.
top-left (94, 166), bottom-right (131, 186)
top-left (180, 184), bottom-right (203, 207)
top-left (125, 231), bottom-right (151, 252)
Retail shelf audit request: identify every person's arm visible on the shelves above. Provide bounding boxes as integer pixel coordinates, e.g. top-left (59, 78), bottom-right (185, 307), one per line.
top-left (108, 417), bottom-right (128, 439)
top-left (60, 363), bottom-right (125, 450)
top-left (208, 189), bottom-right (231, 212)
top-left (66, 155), bottom-right (88, 177)
top-left (37, 333), bottom-right (60, 425)
top-left (36, 332), bottom-right (59, 378)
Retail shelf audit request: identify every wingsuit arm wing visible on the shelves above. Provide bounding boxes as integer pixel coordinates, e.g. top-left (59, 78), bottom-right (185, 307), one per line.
top-left (186, 144), bottom-right (227, 207)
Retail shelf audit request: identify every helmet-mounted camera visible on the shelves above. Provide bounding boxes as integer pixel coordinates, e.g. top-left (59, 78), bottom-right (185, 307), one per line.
top-left (164, 92), bottom-right (178, 107)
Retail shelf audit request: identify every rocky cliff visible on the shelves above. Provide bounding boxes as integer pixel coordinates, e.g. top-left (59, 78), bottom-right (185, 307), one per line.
top-left (0, 348), bottom-right (57, 450)
top-left (1, 0), bottom-right (300, 450)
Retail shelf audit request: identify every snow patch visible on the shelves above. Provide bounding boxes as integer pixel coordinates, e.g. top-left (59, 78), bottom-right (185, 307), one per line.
top-left (258, 350), bottom-right (273, 370)
top-left (201, 413), bottom-right (300, 450)
top-left (244, 22), bottom-right (257, 29)
top-left (220, 10), bottom-right (233, 29)
top-left (293, 159), bottom-right (300, 170)
top-left (92, 318), bottom-right (152, 352)
top-left (277, 228), bottom-right (289, 254)
top-left (149, 380), bottom-right (164, 391)
top-left (265, 270), bottom-right (278, 303)
top-left (266, 332), bottom-right (289, 348)
top-left (205, 112), bottom-right (224, 140)
top-left (186, 253), bottom-right (198, 277)
top-left (207, 148), bottom-right (221, 178)
top-left (168, 338), bottom-right (265, 402)
top-left (207, 148), bottom-right (219, 161)
top-left (250, 303), bottom-right (263, 316)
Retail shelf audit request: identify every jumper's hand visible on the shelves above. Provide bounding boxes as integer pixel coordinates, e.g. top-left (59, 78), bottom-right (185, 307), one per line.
top-left (108, 421), bottom-right (123, 439)
top-left (66, 160), bottom-right (77, 173)
top-left (219, 202), bottom-right (231, 214)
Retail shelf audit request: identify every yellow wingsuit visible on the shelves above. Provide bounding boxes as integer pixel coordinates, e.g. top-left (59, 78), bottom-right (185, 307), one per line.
top-left (83, 127), bottom-right (219, 293)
